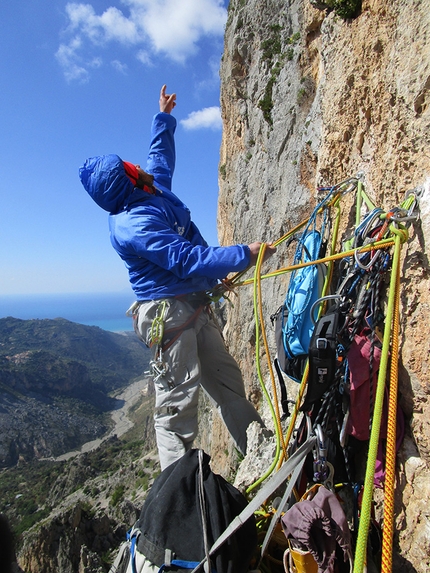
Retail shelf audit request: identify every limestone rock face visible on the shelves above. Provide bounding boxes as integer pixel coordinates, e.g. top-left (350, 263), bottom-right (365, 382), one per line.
top-left (217, 0), bottom-right (430, 570)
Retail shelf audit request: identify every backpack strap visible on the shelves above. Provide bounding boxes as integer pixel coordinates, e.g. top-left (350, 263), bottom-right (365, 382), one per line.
top-left (197, 450), bottom-right (211, 572)
top-left (109, 526), bottom-right (141, 573)
top-left (108, 541), bottom-right (131, 573)
top-left (158, 558), bottom-right (208, 572)
top-left (159, 548), bottom-right (216, 572)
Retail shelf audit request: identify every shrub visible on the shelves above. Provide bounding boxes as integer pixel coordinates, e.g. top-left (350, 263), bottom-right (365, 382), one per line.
top-left (111, 485), bottom-right (125, 507)
top-left (326, 0), bottom-right (361, 19)
top-left (258, 76), bottom-right (276, 125)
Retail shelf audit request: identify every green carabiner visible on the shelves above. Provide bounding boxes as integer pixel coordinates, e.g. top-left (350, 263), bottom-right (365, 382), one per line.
top-left (149, 300), bottom-right (168, 346)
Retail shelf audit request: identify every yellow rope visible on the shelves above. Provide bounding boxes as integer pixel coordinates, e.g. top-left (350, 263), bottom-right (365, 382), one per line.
top-left (380, 233), bottom-right (402, 573)
top-left (235, 238), bottom-right (395, 288)
top-left (246, 244), bottom-right (282, 494)
top-left (256, 245), bottom-right (287, 465)
top-left (324, 198), bottom-right (341, 300)
top-left (246, 196), bottom-right (343, 480)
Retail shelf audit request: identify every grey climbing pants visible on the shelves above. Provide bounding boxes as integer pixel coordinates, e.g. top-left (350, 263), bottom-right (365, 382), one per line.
top-left (134, 298), bottom-right (263, 470)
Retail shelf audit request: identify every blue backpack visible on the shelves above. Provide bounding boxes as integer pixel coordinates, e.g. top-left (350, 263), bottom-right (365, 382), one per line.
top-left (273, 230), bottom-right (326, 386)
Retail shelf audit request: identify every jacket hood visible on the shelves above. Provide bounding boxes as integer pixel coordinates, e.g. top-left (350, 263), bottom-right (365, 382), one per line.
top-left (79, 154), bottom-right (134, 214)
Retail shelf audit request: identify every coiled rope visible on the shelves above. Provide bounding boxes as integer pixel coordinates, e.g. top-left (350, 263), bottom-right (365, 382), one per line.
top-left (246, 243), bottom-right (284, 494)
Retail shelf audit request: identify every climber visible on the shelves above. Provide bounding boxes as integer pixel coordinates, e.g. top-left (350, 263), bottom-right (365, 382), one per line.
top-left (79, 85), bottom-right (276, 470)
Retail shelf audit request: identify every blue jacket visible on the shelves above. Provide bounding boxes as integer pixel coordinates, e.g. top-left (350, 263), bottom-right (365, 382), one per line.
top-left (79, 112), bottom-right (251, 300)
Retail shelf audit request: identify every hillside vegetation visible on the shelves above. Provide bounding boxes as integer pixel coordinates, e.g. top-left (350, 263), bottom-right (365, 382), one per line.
top-left (0, 317), bottom-right (150, 466)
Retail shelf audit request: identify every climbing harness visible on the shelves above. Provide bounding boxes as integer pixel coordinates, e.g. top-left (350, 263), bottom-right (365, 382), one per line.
top-left (142, 296), bottom-right (209, 387)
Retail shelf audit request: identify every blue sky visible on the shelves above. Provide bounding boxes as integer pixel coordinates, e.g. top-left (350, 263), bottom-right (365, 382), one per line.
top-left (0, 0), bottom-right (228, 296)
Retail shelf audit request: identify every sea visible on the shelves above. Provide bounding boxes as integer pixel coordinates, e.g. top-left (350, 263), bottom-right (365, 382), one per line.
top-left (0, 292), bottom-right (137, 333)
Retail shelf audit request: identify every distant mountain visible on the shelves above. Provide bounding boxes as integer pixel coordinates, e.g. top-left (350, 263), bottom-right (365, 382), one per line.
top-left (0, 317), bottom-right (151, 467)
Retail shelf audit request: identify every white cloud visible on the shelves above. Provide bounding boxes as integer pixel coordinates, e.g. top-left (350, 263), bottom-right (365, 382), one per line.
top-left (180, 107), bottom-right (222, 131)
top-left (111, 59), bottom-right (128, 74)
top-left (57, 0), bottom-right (227, 80)
top-left (90, 57), bottom-right (103, 68)
top-left (56, 37), bottom-right (89, 83)
top-left (55, 36), bottom-right (104, 83)
top-left (65, 3), bottom-right (139, 44)
top-left (136, 49), bottom-right (152, 66)
top-left (127, 0), bottom-right (227, 62)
